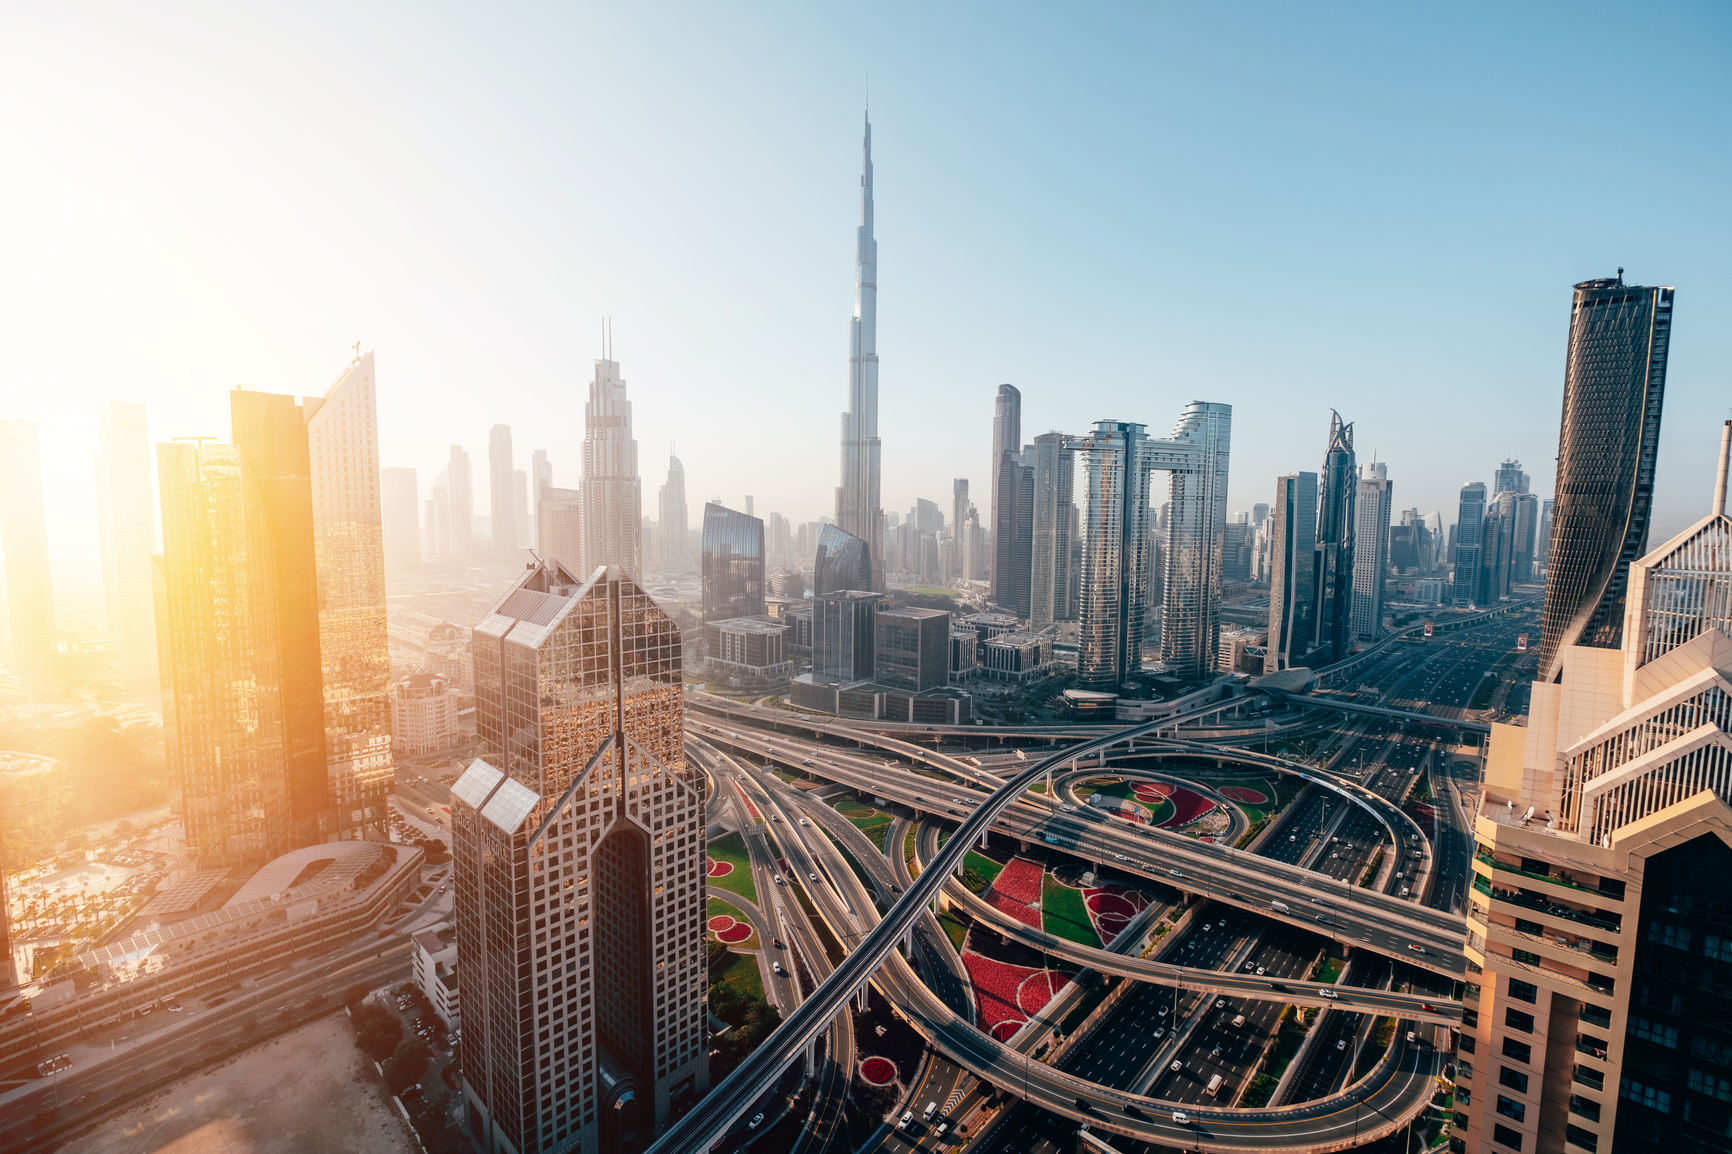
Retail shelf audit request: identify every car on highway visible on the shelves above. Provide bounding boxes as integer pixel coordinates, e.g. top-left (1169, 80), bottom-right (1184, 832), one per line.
top-left (1170, 1059), bottom-right (1183, 1072)
top-left (1173, 1110), bottom-right (1191, 1125)
top-left (1336, 1039), bottom-right (1348, 1051)
top-left (1321, 988), bottom-right (1339, 999)
top-left (1123, 1102), bottom-right (1144, 1117)
top-left (772, 938), bottom-right (784, 949)
top-left (747, 1112), bottom-right (764, 1130)
top-left (1215, 998), bottom-right (1226, 1008)
top-left (1152, 1026), bottom-right (1166, 1038)
top-left (1074, 1097), bottom-right (1093, 1113)
top-left (808, 872), bottom-right (818, 882)
top-left (771, 962), bottom-right (787, 977)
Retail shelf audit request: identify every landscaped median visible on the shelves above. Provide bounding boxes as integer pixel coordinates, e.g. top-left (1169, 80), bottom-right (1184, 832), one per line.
top-left (706, 896), bottom-right (758, 948)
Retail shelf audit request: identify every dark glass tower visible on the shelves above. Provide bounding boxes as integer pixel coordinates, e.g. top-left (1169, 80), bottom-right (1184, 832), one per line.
top-left (1537, 276), bottom-right (1674, 680)
top-left (1452, 481), bottom-right (1488, 605)
top-left (1316, 411), bottom-right (1357, 662)
top-left (699, 502), bottom-right (764, 622)
top-left (813, 523), bottom-right (871, 598)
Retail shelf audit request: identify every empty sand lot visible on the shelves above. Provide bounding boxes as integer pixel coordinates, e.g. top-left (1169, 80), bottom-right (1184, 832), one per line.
top-left (67, 1013), bottom-right (417, 1154)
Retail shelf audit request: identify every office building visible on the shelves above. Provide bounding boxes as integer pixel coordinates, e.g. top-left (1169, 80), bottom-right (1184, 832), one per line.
top-left (813, 524), bottom-right (871, 599)
top-left (657, 455), bottom-right (688, 575)
top-left (875, 607), bottom-right (950, 692)
top-left (1511, 491), bottom-right (1540, 584)
top-left (1537, 277), bottom-right (1674, 681)
top-left (537, 486), bottom-right (583, 576)
top-left (1352, 460), bottom-right (1392, 640)
top-left (412, 927), bottom-right (461, 1032)
top-left (490, 424), bottom-right (516, 557)
top-left (0, 420), bottom-right (56, 680)
top-left (157, 438), bottom-right (298, 865)
top-left (95, 402), bottom-right (159, 679)
top-left (1537, 499), bottom-right (1554, 573)
top-left (1159, 401), bottom-right (1234, 680)
top-left (979, 631), bottom-right (1056, 684)
top-left (391, 671), bottom-right (459, 757)
top-left (1071, 405), bottom-right (1232, 687)
top-left (230, 389), bottom-right (329, 845)
top-left (426, 475), bottom-right (450, 560)
top-left (448, 445), bottom-right (474, 555)
top-left (382, 466), bottom-right (421, 572)
top-left (1316, 411), bottom-right (1357, 663)
top-left (1029, 432), bottom-right (1075, 628)
top-left (835, 113), bottom-right (885, 591)
top-left (304, 352), bottom-right (394, 838)
top-left (580, 345), bottom-right (642, 578)
top-left (700, 503), bottom-right (764, 622)
top-left (1494, 458), bottom-right (1531, 498)
top-left (991, 387), bottom-right (1033, 616)
top-left (702, 617), bottom-right (792, 687)
top-left (1453, 482), bottom-right (1489, 605)
top-left (1483, 491), bottom-right (1519, 602)
top-left (951, 479), bottom-right (969, 552)
top-left (1463, 423), bottom-right (1732, 1154)
top-left (1265, 472), bottom-right (1319, 672)
top-left (814, 590), bottom-right (881, 683)
top-left (454, 561), bottom-right (704, 1154)
top-left (531, 450), bottom-right (552, 551)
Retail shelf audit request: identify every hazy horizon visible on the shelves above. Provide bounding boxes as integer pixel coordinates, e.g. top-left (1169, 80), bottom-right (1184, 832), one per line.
top-left (4, 3), bottom-right (1730, 563)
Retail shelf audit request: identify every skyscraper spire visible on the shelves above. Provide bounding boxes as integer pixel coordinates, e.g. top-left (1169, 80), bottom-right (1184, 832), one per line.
top-left (836, 111), bottom-right (885, 590)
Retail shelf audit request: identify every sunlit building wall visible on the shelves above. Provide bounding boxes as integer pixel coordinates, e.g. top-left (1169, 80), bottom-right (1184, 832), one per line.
top-left (537, 485), bottom-right (583, 576)
top-left (1351, 459), bottom-right (1392, 640)
top-left (304, 351), bottom-right (394, 838)
top-left (155, 440), bottom-right (296, 865)
top-left (448, 444), bottom-right (474, 556)
top-left (95, 401), bottom-right (159, 680)
top-left (381, 466), bottom-right (420, 572)
top-left (454, 561), bottom-right (705, 1154)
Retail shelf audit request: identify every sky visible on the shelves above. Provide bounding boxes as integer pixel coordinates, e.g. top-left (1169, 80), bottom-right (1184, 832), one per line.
top-left (3, 2), bottom-right (1730, 558)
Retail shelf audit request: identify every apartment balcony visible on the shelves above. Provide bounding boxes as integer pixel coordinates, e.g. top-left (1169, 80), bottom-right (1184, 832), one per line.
top-left (1485, 881), bottom-right (1621, 933)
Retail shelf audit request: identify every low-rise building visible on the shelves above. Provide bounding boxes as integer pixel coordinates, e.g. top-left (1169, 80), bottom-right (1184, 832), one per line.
top-left (412, 926), bottom-right (460, 1030)
top-left (391, 671), bottom-right (459, 757)
top-left (700, 616), bottom-right (793, 689)
top-left (979, 631), bottom-right (1056, 683)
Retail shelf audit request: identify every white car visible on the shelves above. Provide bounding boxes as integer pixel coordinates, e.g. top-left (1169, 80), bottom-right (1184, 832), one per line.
top-left (1173, 1111), bottom-right (1191, 1125)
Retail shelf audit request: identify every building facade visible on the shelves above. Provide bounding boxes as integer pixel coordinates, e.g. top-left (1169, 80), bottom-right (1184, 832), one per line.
top-left (580, 351), bottom-right (642, 579)
top-left (304, 351), bottom-right (394, 838)
top-left (1352, 459), bottom-right (1392, 640)
top-left (382, 466), bottom-right (421, 573)
top-left (657, 456), bottom-right (688, 576)
top-left (1265, 471), bottom-right (1319, 672)
top-left (448, 444), bottom-right (474, 555)
top-left (813, 524), bottom-right (871, 599)
top-left (1029, 431), bottom-right (1075, 628)
top-left (454, 561), bottom-right (705, 1154)
top-left (1537, 277), bottom-right (1674, 681)
top-left (814, 590), bottom-right (881, 683)
top-left (391, 671), bottom-right (459, 757)
top-left (875, 607), bottom-right (950, 692)
top-left (1316, 412), bottom-right (1357, 662)
top-left (490, 424), bottom-right (517, 557)
top-left (835, 113), bottom-right (885, 591)
top-left (700, 503), bottom-right (764, 622)
top-left (1462, 426), bottom-right (1732, 1154)
top-left (1453, 481), bottom-right (1489, 605)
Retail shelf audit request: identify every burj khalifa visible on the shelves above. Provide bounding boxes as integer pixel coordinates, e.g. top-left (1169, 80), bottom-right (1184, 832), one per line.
top-left (835, 112), bottom-right (885, 591)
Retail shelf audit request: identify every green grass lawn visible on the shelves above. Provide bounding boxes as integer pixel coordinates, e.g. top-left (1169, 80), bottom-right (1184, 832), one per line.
top-left (706, 831), bottom-right (758, 903)
top-left (938, 913), bottom-right (969, 954)
top-left (706, 897), bottom-right (758, 949)
top-left (963, 850), bottom-right (1004, 889)
top-left (834, 797), bottom-right (893, 847)
top-left (1041, 873), bottom-right (1101, 948)
top-left (712, 948), bottom-right (764, 1004)
top-left (903, 826), bottom-right (919, 875)
top-left (1080, 779), bottom-right (1169, 824)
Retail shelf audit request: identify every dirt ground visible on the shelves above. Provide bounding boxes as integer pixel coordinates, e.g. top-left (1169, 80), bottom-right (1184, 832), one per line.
top-left (68, 1013), bottom-right (418, 1154)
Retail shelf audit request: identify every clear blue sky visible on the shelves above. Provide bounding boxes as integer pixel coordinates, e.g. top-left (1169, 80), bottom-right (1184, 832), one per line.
top-left (4, 2), bottom-right (1729, 553)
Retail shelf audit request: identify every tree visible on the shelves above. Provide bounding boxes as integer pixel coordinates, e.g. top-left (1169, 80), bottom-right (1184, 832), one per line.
top-left (343, 983), bottom-right (370, 1011)
top-left (383, 1056), bottom-right (418, 1096)
top-left (358, 1014), bottom-right (404, 1063)
top-left (392, 1037), bottom-right (432, 1083)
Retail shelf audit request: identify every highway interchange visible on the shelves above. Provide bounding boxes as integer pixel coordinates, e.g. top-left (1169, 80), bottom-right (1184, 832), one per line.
top-left (679, 606), bottom-right (1537, 1154)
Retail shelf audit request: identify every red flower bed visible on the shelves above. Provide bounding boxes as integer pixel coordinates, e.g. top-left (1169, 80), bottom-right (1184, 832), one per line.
top-left (1082, 883), bottom-right (1148, 943)
top-left (715, 923), bottom-right (752, 944)
top-left (963, 951), bottom-right (1043, 1040)
top-left (1219, 785), bottom-right (1269, 805)
top-left (706, 859), bottom-right (734, 878)
top-left (1131, 781), bottom-right (1174, 802)
top-left (984, 857), bottom-right (1043, 928)
top-left (1159, 786), bottom-right (1217, 828)
top-left (739, 795), bottom-right (762, 821)
top-left (858, 1056), bottom-right (898, 1085)
top-left (707, 915), bottom-right (735, 931)
top-left (1016, 969), bottom-right (1069, 1017)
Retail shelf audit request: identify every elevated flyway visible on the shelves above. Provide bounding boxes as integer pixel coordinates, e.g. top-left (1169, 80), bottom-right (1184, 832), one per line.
top-left (917, 821), bottom-right (1461, 1026)
top-left (695, 722), bottom-right (1468, 973)
top-left (730, 747), bottom-right (1442, 1152)
top-left (1269, 692), bottom-right (1492, 734)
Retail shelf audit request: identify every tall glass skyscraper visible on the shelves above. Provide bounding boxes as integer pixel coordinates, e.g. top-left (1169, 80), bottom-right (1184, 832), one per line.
top-left (489, 423), bottom-right (516, 557)
top-left (580, 347), bottom-right (643, 579)
top-left (657, 455), bottom-right (688, 575)
top-left (1029, 432), bottom-right (1075, 628)
top-left (1265, 471), bottom-right (1319, 672)
top-left (304, 350), bottom-right (394, 839)
top-left (813, 524), bottom-right (871, 598)
top-left (454, 561), bottom-right (705, 1154)
top-left (835, 113), bottom-right (885, 590)
top-left (1072, 401), bottom-right (1232, 687)
top-left (1451, 481), bottom-right (1488, 605)
top-left (700, 502), bottom-right (764, 622)
top-left (1351, 460), bottom-right (1391, 640)
top-left (1537, 276), bottom-right (1674, 680)
top-left (1315, 411), bottom-right (1357, 663)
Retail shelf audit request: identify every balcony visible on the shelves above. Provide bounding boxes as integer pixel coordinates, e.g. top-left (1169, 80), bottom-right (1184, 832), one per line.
top-left (1488, 884), bottom-right (1621, 933)
top-left (1573, 1064), bottom-right (1604, 1091)
top-left (1575, 1034), bottom-right (1609, 1062)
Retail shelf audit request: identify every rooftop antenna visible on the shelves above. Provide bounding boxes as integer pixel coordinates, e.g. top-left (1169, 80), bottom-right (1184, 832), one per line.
top-left (1617, 266), bottom-right (1625, 284)
top-left (1714, 419), bottom-right (1731, 517)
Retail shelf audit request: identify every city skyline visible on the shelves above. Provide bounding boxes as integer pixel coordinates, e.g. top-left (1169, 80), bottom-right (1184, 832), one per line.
top-left (5, 6), bottom-right (1729, 565)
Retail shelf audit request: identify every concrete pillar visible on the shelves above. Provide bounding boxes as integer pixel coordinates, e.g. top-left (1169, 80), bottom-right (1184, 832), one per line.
top-left (856, 985), bottom-right (869, 1013)
top-left (805, 1037), bottom-right (817, 1078)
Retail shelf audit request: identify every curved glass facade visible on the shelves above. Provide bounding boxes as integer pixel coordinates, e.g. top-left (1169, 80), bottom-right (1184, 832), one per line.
top-left (1161, 401), bottom-right (1233, 679)
top-left (1538, 278), bottom-right (1674, 680)
top-left (814, 523), bottom-right (871, 598)
top-left (700, 502), bottom-right (764, 622)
